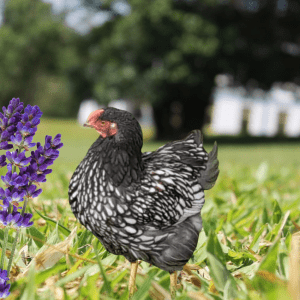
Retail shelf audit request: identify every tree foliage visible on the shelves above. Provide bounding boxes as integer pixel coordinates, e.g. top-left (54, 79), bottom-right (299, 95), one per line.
top-left (82, 0), bottom-right (220, 137)
top-left (0, 0), bottom-right (80, 116)
top-left (80, 0), bottom-right (300, 138)
top-left (0, 0), bottom-right (300, 135)
top-left (202, 0), bottom-right (300, 89)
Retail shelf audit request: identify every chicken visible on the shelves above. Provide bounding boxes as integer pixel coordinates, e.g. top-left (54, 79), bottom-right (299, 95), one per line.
top-left (68, 107), bottom-right (219, 297)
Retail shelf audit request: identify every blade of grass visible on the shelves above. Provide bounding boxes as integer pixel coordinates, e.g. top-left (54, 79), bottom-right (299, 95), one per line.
top-left (0, 227), bottom-right (8, 270)
top-left (249, 224), bottom-right (267, 251)
top-left (36, 263), bottom-right (67, 285)
top-left (94, 243), bottom-right (112, 295)
top-left (34, 208), bottom-right (71, 236)
top-left (132, 273), bottom-right (155, 300)
top-left (27, 226), bottom-right (45, 248)
top-left (20, 261), bottom-right (36, 300)
top-left (66, 246), bottom-right (92, 276)
top-left (55, 265), bottom-right (91, 287)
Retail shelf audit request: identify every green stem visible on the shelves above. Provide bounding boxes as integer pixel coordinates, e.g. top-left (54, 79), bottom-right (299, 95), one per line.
top-left (6, 229), bottom-right (19, 275)
top-left (21, 197), bottom-right (28, 215)
top-left (0, 226), bottom-right (9, 270)
top-left (7, 197), bottom-right (29, 275)
top-left (6, 142), bottom-right (29, 274)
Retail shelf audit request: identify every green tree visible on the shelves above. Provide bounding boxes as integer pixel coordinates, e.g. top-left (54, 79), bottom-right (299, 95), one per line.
top-left (199, 0), bottom-right (300, 89)
top-left (81, 0), bottom-right (220, 138)
top-left (78, 0), bottom-right (300, 139)
top-left (0, 0), bottom-right (80, 117)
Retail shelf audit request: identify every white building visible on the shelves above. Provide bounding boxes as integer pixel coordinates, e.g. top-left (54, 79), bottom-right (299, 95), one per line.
top-left (211, 82), bottom-right (300, 137)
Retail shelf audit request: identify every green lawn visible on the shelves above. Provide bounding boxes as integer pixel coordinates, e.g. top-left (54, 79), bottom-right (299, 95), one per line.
top-left (3, 118), bottom-right (300, 299)
top-left (37, 118), bottom-right (300, 170)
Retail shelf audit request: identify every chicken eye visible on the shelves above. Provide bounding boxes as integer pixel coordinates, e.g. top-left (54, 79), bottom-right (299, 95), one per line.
top-left (101, 121), bottom-right (106, 125)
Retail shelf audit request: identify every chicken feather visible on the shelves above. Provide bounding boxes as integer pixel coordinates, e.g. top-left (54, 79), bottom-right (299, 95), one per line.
top-left (69, 107), bottom-right (219, 272)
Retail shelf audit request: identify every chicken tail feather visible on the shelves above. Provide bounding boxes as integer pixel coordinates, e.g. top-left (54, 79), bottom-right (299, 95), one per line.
top-left (198, 142), bottom-right (219, 190)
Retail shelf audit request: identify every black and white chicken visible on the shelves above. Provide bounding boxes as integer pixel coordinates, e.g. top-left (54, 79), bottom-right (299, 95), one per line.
top-left (69, 107), bottom-right (219, 296)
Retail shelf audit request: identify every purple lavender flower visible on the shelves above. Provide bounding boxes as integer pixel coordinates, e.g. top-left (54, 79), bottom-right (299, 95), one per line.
top-left (0, 206), bottom-right (22, 227)
top-left (0, 187), bottom-right (26, 208)
top-left (20, 164), bottom-right (48, 184)
top-left (0, 98), bottom-right (24, 151)
top-left (23, 135), bottom-right (36, 151)
top-left (0, 99), bottom-right (62, 300)
top-left (0, 155), bottom-right (7, 168)
top-left (0, 130), bottom-right (13, 150)
top-left (2, 98), bottom-right (24, 116)
top-left (10, 104), bottom-right (43, 151)
top-left (21, 114), bottom-right (41, 128)
top-left (0, 269), bottom-right (8, 284)
top-left (28, 138), bottom-right (61, 181)
top-left (10, 132), bottom-right (22, 147)
top-left (24, 105), bottom-right (43, 120)
top-left (1, 164), bottom-right (28, 188)
top-left (0, 130), bottom-right (10, 142)
top-left (17, 122), bottom-right (37, 137)
top-left (0, 142), bottom-right (13, 151)
top-left (0, 206), bottom-right (33, 228)
top-left (0, 116), bottom-right (8, 131)
top-left (1, 98), bottom-right (23, 126)
top-left (0, 269), bottom-right (10, 299)
top-left (45, 134), bottom-right (63, 150)
top-left (0, 282), bottom-right (10, 298)
top-left (13, 212), bottom-right (34, 228)
top-left (10, 132), bottom-right (35, 150)
top-left (6, 150), bottom-right (31, 167)
top-left (24, 184), bottom-right (42, 199)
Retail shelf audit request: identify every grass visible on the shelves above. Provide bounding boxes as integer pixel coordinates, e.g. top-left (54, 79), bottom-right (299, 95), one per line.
top-left (2, 118), bottom-right (300, 299)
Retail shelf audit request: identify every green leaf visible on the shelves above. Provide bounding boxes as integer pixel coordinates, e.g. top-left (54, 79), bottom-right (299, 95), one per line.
top-left (262, 207), bottom-right (269, 224)
top-left (207, 231), bottom-right (226, 265)
top-left (278, 253), bottom-right (289, 279)
top-left (102, 254), bottom-right (118, 267)
top-left (206, 229), bottom-right (238, 293)
top-left (272, 200), bottom-right (282, 224)
top-left (20, 261), bottom-right (36, 300)
top-left (94, 243), bottom-right (112, 295)
top-left (249, 224), bottom-right (267, 252)
top-left (227, 249), bottom-right (258, 263)
top-left (27, 226), bottom-right (45, 248)
top-left (67, 246), bottom-right (92, 276)
top-left (55, 265), bottom-right (91, 287)
top-left (111, 269), bottom-right (127, 289)
top-left (236, 262), bottom-right (260, 277)
top-left (0, 227), bottom-right (14, 244)
top-left (258, 239), bottom-right (280, 273)
top-left (207, 252), bottom-right (234, 293)
top-left (132, 273), bottom-right (155, 300)
top-left (223, 279), bottom-right (241, 300)
top-left (80, 272), bottom-right (100, 300)
top-left (285, 231), bottom-right (292, 250)
top-left (265, 222), bottom-right (282, 242)
top-left (77, 229), bottom-right (93, 252)
top-left (34, 208), bottom-right (71, 236)
top-left (36, 263), bottom-right (67, 285)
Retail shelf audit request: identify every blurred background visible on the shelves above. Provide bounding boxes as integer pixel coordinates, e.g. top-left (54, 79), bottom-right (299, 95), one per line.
top-left (1, 0), bottom-right (300, 170)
